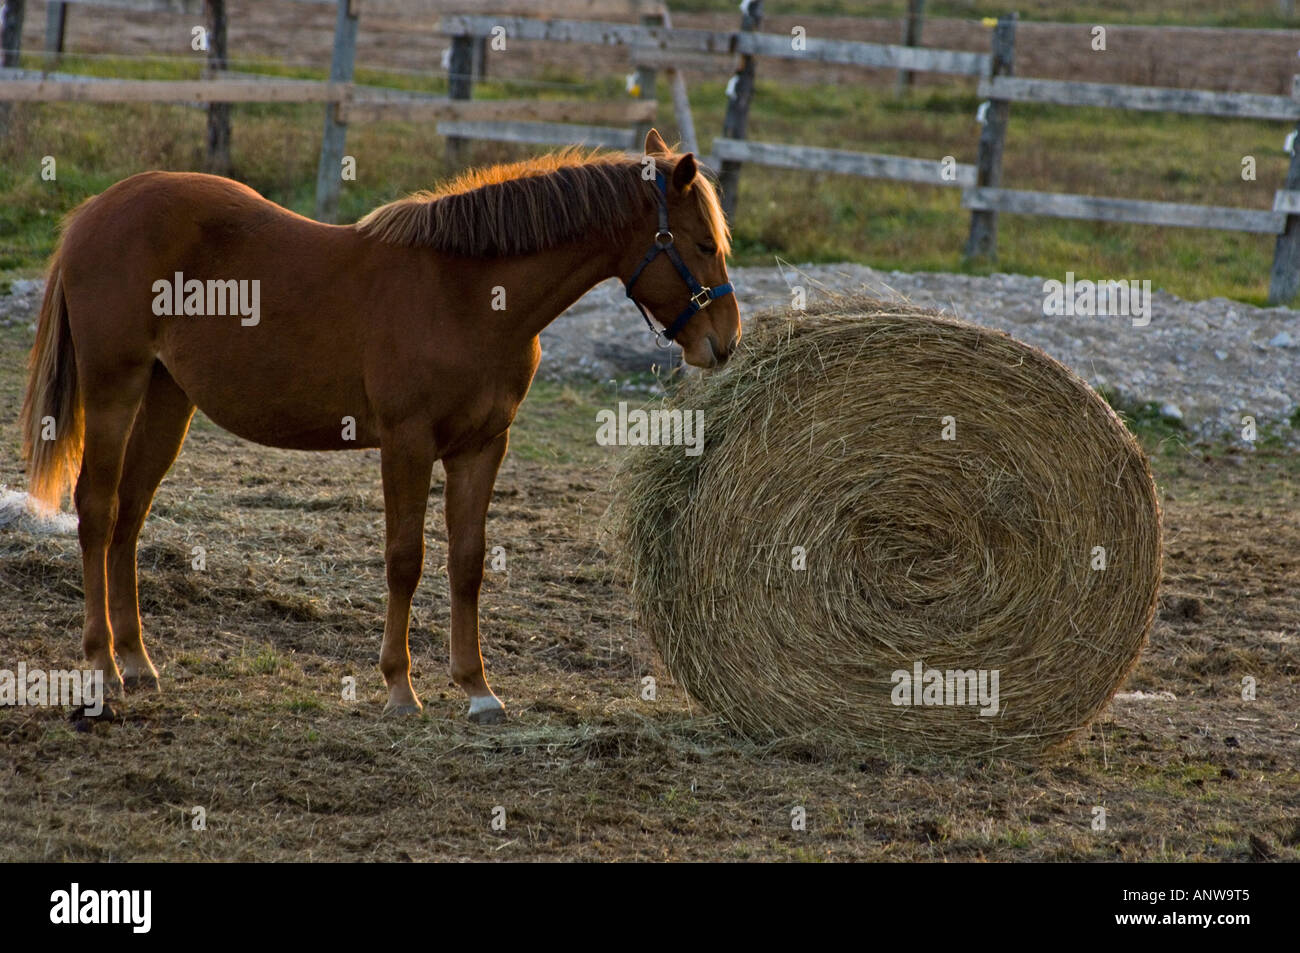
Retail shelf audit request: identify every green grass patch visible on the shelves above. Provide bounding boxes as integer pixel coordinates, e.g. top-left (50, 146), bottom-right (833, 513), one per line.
top-left (510, 380), bottom-right (612, 466)
top-left (0, 66), bottom-right (1292, 305)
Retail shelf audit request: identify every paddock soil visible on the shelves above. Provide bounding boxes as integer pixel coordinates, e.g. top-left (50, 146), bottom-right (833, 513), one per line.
top-left (0, 316), bottom-right (1297, 862)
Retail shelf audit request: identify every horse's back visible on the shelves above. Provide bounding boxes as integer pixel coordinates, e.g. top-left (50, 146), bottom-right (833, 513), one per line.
top-left (64, 171), bottom-right (318, 265)
top-left (57, 172), bottom-right (384, 450)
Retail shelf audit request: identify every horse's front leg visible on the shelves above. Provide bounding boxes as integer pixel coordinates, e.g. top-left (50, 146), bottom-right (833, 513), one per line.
top-left (378, 429), bottom-right (435, 715)
top-left (443, 431), bottom-right (509, 724)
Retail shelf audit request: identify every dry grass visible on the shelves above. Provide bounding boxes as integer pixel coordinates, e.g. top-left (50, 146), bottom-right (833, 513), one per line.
top-left (0, 320), bottom-right (1296, 861)
top-left (616, 298), bottom-right (1162, 757)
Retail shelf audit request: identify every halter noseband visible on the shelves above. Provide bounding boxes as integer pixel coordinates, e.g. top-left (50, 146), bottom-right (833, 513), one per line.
top-left (622, 171), bottom-right (735, 348)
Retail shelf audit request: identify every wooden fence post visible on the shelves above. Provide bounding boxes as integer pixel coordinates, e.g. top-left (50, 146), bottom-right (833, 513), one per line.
top-left (658, 5), bottom-right (699, 156)
top-left (1268, 118), bottom-right (1300, 304)
top-left (963, 12), bottom-right (1016, 262)
top-left (314, 0), bottom-right (358, 223)
top-left (446, 33), bottom-right (474, 165)
top-left (1, 0), bottom-right (25, 67)
top-left (719, 0), bottom-right (762, 222)
top-left (632, 10), bottom-right (659, 149)
top-left (0, 0), bottom-right (26, 134)
top-left (44, 1), bottom-right (67, 65)
top-left (205, 0), bottom-right (231, 175)
top-left (471, 34), bottom-right (488, 80)
top-left (894, 0), bottom-right (925, 95)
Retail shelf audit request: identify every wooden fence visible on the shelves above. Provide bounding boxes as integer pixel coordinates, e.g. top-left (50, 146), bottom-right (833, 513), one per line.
top-left (437, 2), bottom-right (680, 156)
top-left (434, 2), bottom-right (988, 237)
top-left (963, 22), bottom-right (1300, 303)
top-left (9, 1), bottom-right (1300, 300)
top-left (439, 2), bottom-right (1300, 303)
top-left (0, 0), bottom-right (656, 220)
top-left (696, 4), bottom-right (1300, 301)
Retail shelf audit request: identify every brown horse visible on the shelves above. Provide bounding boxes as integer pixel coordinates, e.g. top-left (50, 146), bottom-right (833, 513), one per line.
top-left (19, 129), bottom-right (740, 722)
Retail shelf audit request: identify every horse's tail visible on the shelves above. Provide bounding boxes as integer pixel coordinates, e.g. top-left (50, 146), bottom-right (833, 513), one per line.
top-left (20, 228), bottom-right (84, 514)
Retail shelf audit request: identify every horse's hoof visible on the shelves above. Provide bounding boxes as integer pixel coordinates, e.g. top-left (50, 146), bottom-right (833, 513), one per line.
top-left (122, 672), bottom-right (161, 693)
top-left (467, 697), bottom-right (506, 725)
top-left (383, 701), bottom-right (423, 717)
top-left (69, 698), bottom-right (119, 726)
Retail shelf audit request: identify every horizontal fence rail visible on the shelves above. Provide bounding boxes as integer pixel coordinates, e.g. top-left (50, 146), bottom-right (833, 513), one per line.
top-left (283, 0), bottom-right (664, 11)
top-left (0, 70), bottom-right (653, 122)
top-left (437, 118), bottom-right (636, 149)
top-left (631, 49), bottom-right (734, 73)
top-left (712, 137), bottom-right (976, 187)
top-left (962, 187), bottom-right (1288, 234)
top-left (734, 32), bottom-right (987, 74)
top-left (439, 15), bottom-right (732, 52)
top-left (979, 75), bottom-right (1300, 121)
top-left (53, 0), bottom-right (201, 11)
top-left (342, 95), bottom-right (655, 124)
top-left (0, 73), bottom-right (346, 103)
top-left (51, 0), bottom-right (670, 13)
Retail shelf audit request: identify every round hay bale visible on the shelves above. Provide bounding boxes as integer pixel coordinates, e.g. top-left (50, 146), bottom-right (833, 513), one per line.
top-left (615, 298), bottom-right (1162, 758)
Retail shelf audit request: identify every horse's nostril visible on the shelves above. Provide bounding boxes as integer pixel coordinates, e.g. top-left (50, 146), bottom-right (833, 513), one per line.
top-left (706, 331), bottom-right (737, 366)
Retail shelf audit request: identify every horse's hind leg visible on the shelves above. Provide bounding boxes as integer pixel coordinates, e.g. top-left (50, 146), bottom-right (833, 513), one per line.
top-left (75, 362), bottom-right (153, 698)
top-left (109, 363), bottom-right (196, 692)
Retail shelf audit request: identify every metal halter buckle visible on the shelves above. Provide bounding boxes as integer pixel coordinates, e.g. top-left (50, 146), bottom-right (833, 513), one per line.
top-left (654, 230), bottom-right (674, 247)
top-left (690, 287), bottom-right (713, 310)
top-left (653, 328), bottom-right (674, 349)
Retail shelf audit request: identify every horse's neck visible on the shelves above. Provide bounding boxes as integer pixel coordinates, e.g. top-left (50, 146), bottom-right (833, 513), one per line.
top-left (500, 237), bottom-right (627, 342)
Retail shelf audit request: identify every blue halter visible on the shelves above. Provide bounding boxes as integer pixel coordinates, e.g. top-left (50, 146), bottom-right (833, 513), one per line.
top-left (622, 171), bottom-right (735, 348)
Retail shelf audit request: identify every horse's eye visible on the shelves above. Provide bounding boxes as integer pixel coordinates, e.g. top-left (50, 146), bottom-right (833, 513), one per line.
top-left (697, 241), bottom-right (717, 256)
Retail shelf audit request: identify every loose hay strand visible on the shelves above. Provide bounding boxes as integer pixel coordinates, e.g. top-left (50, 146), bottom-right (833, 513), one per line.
top-left (614, 297), bottom-right (1163, 758)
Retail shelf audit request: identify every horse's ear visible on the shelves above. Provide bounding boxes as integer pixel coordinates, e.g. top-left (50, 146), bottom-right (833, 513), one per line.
top-left (644, 128), bottom-right (670, 157)
top-left (671, 153), bottom-right (698, 193)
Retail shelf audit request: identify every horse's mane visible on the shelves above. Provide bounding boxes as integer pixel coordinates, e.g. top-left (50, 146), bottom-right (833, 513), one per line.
top-left (355, 148), bottom-right (730, 258)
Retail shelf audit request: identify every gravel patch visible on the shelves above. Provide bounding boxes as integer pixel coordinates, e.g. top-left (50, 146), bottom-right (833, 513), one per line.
top-left (5, 266), bottom-right (1297, 444)
top-left (544, 263), bottom-right (1300, 445)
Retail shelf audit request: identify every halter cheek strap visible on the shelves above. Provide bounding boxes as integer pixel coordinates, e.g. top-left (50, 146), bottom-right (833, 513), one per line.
top-left (622, 171), bottom-right (735, 346)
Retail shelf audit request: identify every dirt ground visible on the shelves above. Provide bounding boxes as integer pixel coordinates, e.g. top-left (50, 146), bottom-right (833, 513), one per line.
top-left (0, 315), bottom-right (1297, 861)
top-left (2, 2), bottom-right (1298, 864)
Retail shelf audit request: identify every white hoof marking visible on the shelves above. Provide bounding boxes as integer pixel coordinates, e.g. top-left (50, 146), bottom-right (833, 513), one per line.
top-left (468, 694), bottom-right (504, 716)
